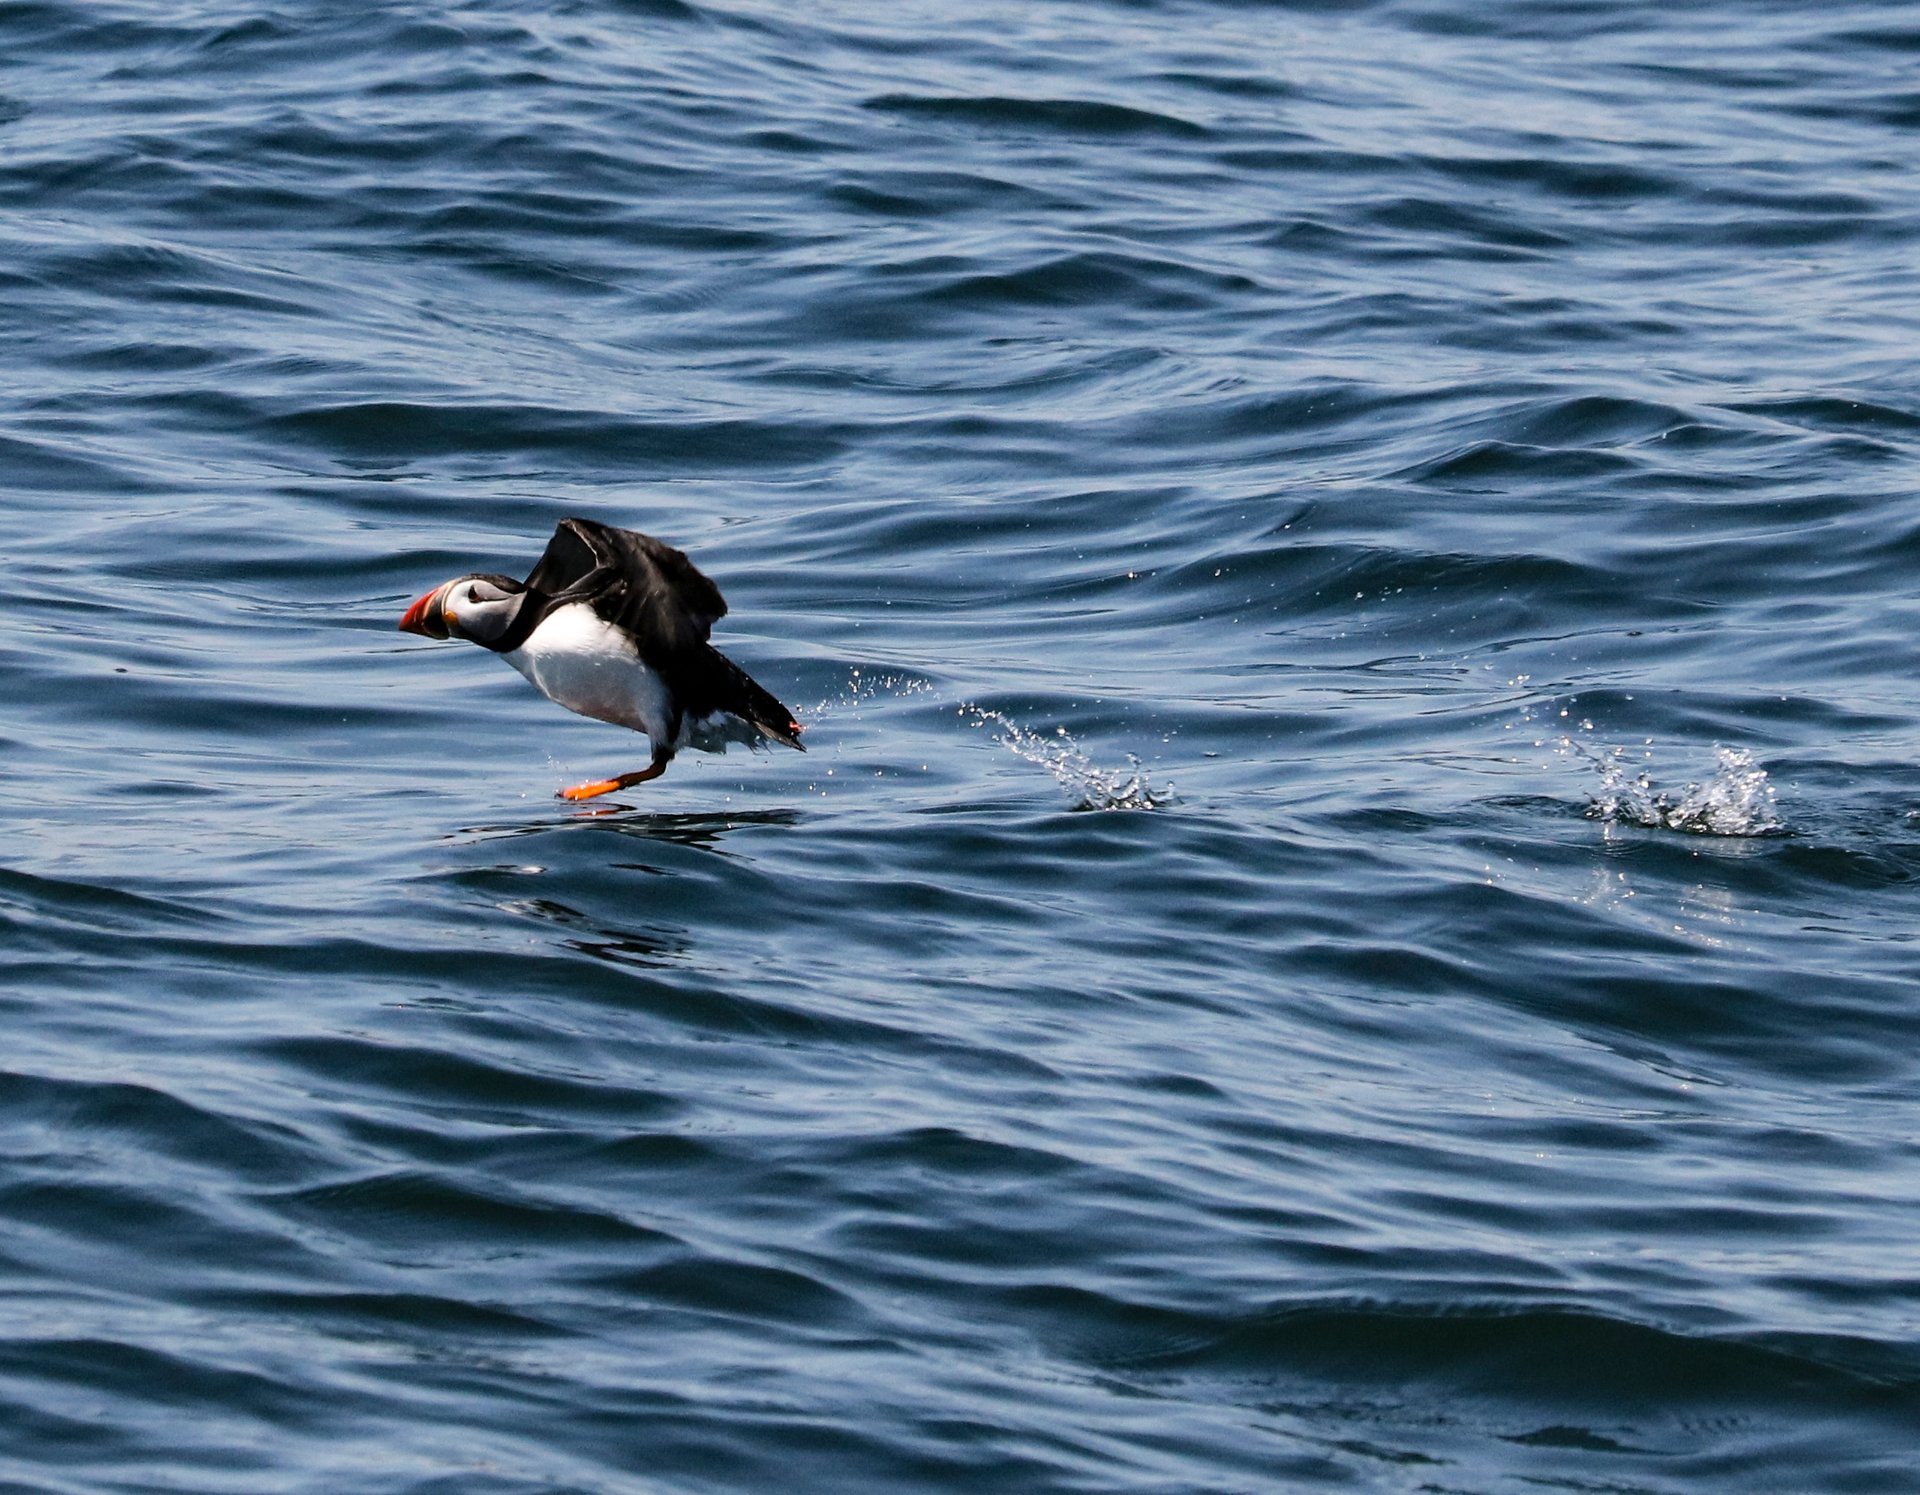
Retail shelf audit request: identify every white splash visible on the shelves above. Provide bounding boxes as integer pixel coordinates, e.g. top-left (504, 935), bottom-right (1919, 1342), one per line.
top-left (963, 706), bottom-right (1172, 811)
top-left (1560, 737), bottom-right (1782, 837)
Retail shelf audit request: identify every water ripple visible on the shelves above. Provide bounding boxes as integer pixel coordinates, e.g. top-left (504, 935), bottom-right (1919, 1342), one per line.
top-left (4, 0), bottom-right (1920, 1489)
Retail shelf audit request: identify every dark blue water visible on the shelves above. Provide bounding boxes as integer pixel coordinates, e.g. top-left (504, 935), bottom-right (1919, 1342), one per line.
top-left (5, 2), bottom-right (1920, 1489)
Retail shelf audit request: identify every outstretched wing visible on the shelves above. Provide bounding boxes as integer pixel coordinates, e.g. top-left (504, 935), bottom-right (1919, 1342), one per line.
top-left (520, 516), bottom-right (801, 752)
top-left (526, 517), bottom-right (727, 656)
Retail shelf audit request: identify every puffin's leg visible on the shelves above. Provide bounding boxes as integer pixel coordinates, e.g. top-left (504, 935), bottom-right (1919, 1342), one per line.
top-left (557, 750), bottom-right (671, 802)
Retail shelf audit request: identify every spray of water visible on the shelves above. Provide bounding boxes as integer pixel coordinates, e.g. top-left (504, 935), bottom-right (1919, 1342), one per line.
top-left (962, 706), bottom-right (1172, 811)
top-left (1558, 735), bottom-right (1782, 836)
top-left (804, 666), bottom-right (933, 722)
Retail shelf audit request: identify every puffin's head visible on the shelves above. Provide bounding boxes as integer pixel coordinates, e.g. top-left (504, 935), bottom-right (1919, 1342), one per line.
top-left (398, 573), bottom-right (524, 648)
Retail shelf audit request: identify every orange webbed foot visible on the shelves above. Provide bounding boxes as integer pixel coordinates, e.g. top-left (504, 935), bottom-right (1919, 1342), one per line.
top-left (558, 777), bottom-right (625, 802)
top-left (555, 757), bottom-right (669, 802)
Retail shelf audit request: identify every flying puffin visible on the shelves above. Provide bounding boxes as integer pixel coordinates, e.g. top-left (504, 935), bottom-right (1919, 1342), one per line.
top-left (399, 517), bottom-right (803, 800)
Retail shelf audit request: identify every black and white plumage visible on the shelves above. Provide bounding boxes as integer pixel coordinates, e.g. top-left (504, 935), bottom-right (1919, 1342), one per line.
top-left (399, 518), bottom-right (802, 799)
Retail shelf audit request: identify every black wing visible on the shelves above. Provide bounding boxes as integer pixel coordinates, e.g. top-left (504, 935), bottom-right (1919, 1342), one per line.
top-left (524, 517), bottom-right (727, 657)
top-left (519, 517), bottom-right (800, 750)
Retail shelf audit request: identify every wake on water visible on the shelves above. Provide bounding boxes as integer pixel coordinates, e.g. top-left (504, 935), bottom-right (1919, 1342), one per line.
top-left (808, 671), bottom-right (1781, 829)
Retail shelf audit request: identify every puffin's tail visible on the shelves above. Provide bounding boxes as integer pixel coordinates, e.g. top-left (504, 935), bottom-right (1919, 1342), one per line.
top-left (707, 647), bottom-right (805, 752)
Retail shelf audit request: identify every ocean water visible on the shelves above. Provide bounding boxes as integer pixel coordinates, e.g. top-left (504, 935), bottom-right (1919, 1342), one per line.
top-left (4, 0), bottom-right (1919, 1489)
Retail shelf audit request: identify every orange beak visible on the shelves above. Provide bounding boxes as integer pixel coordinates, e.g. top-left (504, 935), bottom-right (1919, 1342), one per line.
top-left (398, 582), bottom-right (453, 639)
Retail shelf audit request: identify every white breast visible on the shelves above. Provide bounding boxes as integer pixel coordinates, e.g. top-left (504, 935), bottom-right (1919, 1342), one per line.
top-left (504, 603), bottom-right (674, 747)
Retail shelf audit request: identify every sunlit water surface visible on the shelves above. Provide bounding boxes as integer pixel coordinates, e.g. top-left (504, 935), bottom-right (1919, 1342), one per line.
top-left (4, 1), bottom-right (1920, 1490)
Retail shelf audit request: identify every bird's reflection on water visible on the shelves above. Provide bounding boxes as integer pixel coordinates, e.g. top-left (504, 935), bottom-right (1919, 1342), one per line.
top-left (506, 895), bottom-right (686, 972)
top-left (451, 805), bottom-right (803, 853)
top-left (440, 807), bottom-right (803, 976)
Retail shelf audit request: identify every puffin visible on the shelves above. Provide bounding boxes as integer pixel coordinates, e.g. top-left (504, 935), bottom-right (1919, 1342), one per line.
top-left (399, 517), bottom-right (803, 800)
